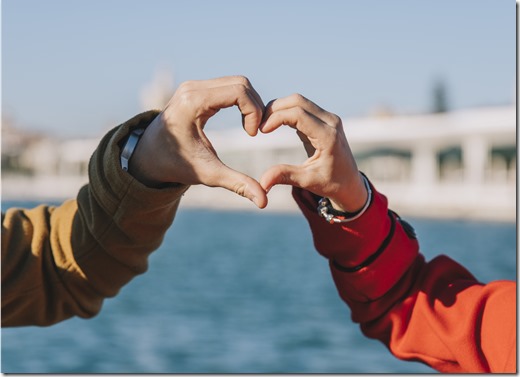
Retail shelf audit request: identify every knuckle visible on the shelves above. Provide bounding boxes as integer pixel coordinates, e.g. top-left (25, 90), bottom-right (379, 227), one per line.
top-left (283, 172), bottom-right (294, 186)
top-left (177, 80), bottom-right (194, 93)
top-left (328, 127), bottom-right (340, 144)
top-left (233, 82), bottom-right (249, 96)
top-left (246, 110), bottom-right (261, 124)
top-left (233, 75), bottom-right (251, 87)
top-left (177, 89), bottom-right (204, 111)
top-left (330, 114), bottom-right (342, 127)
top-left (327, 126), bottom-right (339, 141)
top-left (232, 182), bottom-right (247, 197)
top-left (289, 93), bottom-right (306, 104)
top-left (275, 167), bottom-right (291, 185)
top-left (177, 89), bottom-right (195, 104)
top-left (294, 106), bottom-right (306, 118)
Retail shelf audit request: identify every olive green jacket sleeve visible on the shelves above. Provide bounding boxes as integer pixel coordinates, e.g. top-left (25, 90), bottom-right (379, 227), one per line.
top-left (2, 111), bottom-right (189, 327)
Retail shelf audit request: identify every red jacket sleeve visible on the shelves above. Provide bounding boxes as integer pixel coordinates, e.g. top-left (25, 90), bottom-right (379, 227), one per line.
top-left (292, 183), bottom-right (516, 373)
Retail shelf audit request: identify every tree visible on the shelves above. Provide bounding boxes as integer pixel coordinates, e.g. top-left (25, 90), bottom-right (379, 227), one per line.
top-left (432, 78), bottom-right (449, 113)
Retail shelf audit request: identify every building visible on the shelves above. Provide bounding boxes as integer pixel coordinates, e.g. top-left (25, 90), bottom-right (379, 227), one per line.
top-left (2, 105), bottom-right (516, 221)
top-left (192, 104), bottom-right (516, 221)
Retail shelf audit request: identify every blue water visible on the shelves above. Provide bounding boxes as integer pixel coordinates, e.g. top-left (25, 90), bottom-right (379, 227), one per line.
top-left (1, 201), bottom-right (516, 373)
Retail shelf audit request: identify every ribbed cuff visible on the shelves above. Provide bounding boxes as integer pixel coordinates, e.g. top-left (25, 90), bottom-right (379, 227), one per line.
top-left (293, 179), bottom-right (421, 307)
top-left (88, 110), bottom-right (189, 217)
top-left (329, 214), bottom-right (419, 303)
top-left (292, 178), bottom-right (391, 266)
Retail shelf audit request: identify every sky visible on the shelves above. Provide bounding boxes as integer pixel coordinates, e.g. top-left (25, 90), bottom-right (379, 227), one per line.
top-left (2, 0), bottom-right (516, 138)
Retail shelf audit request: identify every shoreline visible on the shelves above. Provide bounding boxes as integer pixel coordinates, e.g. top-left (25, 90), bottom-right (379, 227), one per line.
top-left (2, 175), bottom-right (515, 223)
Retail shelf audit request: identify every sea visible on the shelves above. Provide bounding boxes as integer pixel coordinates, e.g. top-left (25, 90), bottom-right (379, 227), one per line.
top-left (1, 201), bottom-right (517, 373)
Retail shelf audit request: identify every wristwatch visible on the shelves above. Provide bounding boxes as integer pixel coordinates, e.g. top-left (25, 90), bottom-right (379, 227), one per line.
top-left (120, 128), bottom-right (145, 171)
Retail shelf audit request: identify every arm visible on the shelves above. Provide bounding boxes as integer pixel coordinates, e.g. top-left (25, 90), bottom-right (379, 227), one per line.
top-left (1, 111), bottom-right (188, 327)
top-left (2, 75), bottom-right (267, 327)
top-left (292, 182), bottom-right (516, 373)
top-left (259, 94), bottom-right (516, 373)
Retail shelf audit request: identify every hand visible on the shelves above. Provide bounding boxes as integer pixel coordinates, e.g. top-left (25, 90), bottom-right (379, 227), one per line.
top-left (129, 76), bottom-right (268, 208)
top-left (259, 94), bottom-right (367, 213)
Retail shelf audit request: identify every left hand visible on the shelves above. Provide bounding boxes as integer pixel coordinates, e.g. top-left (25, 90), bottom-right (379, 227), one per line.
top-left (129, 76), bottom-right (268, 208)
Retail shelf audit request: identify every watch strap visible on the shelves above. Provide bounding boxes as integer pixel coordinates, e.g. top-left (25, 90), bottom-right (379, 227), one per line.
top-left (120, 128), bottom-right (145, 171)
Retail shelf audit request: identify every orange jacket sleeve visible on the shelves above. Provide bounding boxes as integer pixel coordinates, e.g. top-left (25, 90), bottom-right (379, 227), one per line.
top-left (292, 182), bottom-right (516, 373)
top-left (2, 111), bottom-right (189, 327)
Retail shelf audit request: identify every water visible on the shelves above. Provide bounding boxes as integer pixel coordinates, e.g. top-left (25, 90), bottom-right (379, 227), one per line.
top-left (1, 202), bottom-right (516, 373)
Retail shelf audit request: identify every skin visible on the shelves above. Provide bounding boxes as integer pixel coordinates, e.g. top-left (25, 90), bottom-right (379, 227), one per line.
top-left (130, 76), bottom-right (367, 213)
top-left (130, 76), bottom-right (268, 208)
top-left (259, 93), bottom-right (368, 213)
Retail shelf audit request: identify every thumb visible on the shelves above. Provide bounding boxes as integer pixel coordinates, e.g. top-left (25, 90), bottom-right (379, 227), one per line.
top-left (209, 164), bottom-right (268, 209)
top-left (260, 164), bottom-right (305, 193)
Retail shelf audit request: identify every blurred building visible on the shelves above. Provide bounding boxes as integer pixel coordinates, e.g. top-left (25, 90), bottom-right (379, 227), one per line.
top-left (2, 115), bottom-right (45, 175)
top-left (190, 104), bottom-right (516, 221)
top-left (2, 105), bottom-right (516, 221)
top-left (346, 105), bottom-right (515, 221)
top-left (2, 115), bottom-right (99, 200)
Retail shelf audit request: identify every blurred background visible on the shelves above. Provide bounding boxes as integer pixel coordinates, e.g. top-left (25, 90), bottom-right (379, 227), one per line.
top-left (1, 0), bottom-right (516, 373)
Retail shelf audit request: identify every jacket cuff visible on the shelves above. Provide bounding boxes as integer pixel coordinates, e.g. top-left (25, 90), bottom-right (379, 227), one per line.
top-left (88, 110), bottom-right (189, 217)
top-left (292, 180), bottom-right (419, 302)
top-left (292, 179), bottom-right (391, 266)
top-left (329, 213), bottom-right (419, 303)
top-left (72, 111), bottom-right (190, 298)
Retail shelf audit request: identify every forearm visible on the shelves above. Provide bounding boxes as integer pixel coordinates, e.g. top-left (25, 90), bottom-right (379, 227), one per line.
top-left (68, 110), bottom-right (189, 307)
top-left (293, 181), bottom-right (516, 373)
top-left (1, 111), bottom-right (188, 327)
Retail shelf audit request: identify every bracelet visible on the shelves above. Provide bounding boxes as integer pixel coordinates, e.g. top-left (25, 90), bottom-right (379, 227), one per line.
top-left (332, 210), bottom-right (396, 272)
top-left (317, 174), bottom-right (372, 224)
top-left (120, 128), bottom-right (145, 171)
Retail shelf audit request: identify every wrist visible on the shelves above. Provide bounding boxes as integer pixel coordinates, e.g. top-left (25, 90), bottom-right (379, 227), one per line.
top-left (127, 123), bottom-right (168, 188)
top-left (318, 173), bottom-right (372, 224)
top-left (118, 114), bottom-right (174, 189)
top-left (329, 172), bottom-right (369, 213)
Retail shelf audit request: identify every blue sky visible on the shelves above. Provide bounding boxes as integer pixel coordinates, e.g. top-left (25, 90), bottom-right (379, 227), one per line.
top-left (2, 0), bottom-right (516, 137)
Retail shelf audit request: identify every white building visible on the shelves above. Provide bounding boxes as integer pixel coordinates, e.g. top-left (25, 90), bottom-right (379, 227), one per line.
top-left (2, 105), bottom-right (516, 221)
top-left (190, 105), bottom-right (516, 221)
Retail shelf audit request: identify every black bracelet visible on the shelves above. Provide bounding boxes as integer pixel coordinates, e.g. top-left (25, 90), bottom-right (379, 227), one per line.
top-left (332, 210), bottom-right (396, 273)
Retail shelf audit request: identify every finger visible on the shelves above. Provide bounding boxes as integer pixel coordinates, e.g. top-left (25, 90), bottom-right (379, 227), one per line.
top-left (184, 75), bottom-right (265, 112)
top-left (260, 98), bottom-right (277, 126)
top-left (211, 77), bottom-right (265, 123)
top-left (262, 93), bottom-right (338, 126)
top-left (260, 163), bottom-right (306, 193)
top-left (180, 76), bottom-right (265, 134)
top-left (207, 162), bottom-right (268, 209)
top-left (200, 84), bottom-right (264, 136)
top-left (260, 106), bottom-right (331, 142)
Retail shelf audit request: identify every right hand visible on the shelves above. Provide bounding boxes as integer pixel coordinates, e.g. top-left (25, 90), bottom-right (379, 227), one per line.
top-left (129, 76), bottom-right (268, 208)
top-left (259, 94), bottom-right (367, 213)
